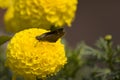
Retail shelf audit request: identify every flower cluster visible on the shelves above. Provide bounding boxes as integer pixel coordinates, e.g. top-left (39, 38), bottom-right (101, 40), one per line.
top-left (3, 0), bottom-right (78, 32)
top-left (6, 28), bottom-right (67, 79)
top-left (2, 0), bottom-right (78, 79)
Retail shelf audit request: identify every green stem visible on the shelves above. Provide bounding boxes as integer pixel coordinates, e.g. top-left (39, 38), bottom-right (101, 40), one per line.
top-left (107, 41), bottom-right (114, 71)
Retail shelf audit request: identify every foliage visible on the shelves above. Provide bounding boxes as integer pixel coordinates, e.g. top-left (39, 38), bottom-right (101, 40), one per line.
top-left (46, 36), bottom-right (120, 80)
top-left (0, 36), bottom-right (11, 45)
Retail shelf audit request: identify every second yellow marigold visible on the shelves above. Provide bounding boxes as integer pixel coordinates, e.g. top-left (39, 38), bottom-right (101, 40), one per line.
top-left (4, 0), bottom-right (78, 32)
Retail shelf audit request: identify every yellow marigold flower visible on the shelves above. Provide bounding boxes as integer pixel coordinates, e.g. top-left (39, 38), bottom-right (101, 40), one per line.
top-left (4, 0), bottom-right (78, 32)
top-left (6, 28), bottom-right (67, 80)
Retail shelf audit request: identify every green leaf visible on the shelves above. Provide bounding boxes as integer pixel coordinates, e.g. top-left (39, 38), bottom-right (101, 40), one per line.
top-left (0, 35), bottom-right (11, 45)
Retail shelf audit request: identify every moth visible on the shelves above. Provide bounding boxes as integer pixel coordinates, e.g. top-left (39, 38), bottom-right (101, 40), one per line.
top-left (36, 28), bottom-right (65, 42)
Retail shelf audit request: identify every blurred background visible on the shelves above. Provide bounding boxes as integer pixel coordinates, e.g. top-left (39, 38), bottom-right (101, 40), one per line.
top-left (0, 0), bottom-right (120, 48)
